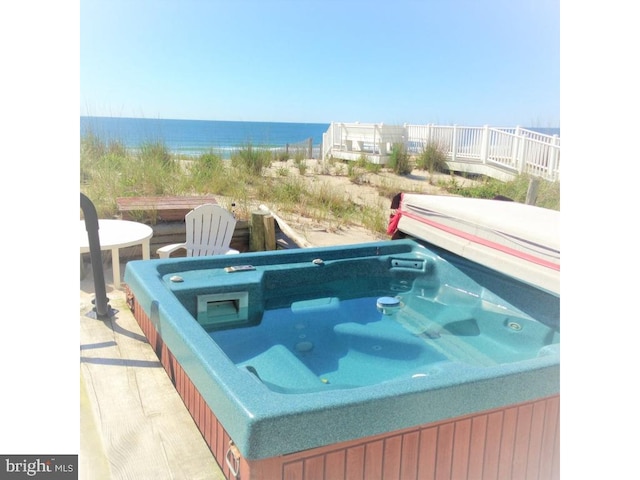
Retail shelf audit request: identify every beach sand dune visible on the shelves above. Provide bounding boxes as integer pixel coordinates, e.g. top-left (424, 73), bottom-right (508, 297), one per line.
top-left (256, 158), bottom-right (478, 247)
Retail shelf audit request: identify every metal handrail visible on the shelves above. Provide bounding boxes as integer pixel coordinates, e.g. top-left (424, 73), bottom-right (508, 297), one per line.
top-left (80, 193), bottom-right (111, 319)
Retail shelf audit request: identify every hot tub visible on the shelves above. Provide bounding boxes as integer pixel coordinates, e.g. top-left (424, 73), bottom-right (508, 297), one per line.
top-left (124, 239), bottom-right (559, 479)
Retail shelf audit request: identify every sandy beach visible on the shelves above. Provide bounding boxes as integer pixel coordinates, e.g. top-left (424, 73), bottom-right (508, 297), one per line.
top-left (254, 158), bottom-right (478, 247)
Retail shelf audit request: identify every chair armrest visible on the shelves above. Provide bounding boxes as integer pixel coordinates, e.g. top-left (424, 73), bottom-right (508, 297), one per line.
top-left (156, 243), bottom-right (186, 258)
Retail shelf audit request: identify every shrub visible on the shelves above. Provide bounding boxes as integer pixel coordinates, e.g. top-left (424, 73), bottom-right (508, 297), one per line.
top-left (293, 148), bottom-right (307, 163)
top-left (295, 157), bottom-right (307, 175)
top-left (276, 150), bottom-right (289, 162)
top-left (80, 130), bottom-right (106, 163)
top-left (138, 141), bottom-right (174, 169)
top-left (190, 151), bottom-right (223, 177)
top-left (416, 141), bottom-right (448, 173)
top-left (443, 174), bottom-right (560, 210)
top-left (267, 176), bottom-right (306, 205)
top-left (388, 143), bottom-right (412, 175)
top-left (231, 143), bottom-right (272, 175)
top-left (186, 151), bottom-right (226, 192)
top-left (348, 156), bottom-right (368, 184)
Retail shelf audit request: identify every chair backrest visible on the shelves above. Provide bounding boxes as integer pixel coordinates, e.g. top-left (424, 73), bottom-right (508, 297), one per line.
top-left (184, 204), bottom-right (237, 256)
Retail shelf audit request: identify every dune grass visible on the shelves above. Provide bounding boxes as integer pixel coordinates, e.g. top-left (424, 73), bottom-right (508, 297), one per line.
top-left (80, 133), bottom-right (560, 235)
top-left (440, 173), bottom-right (561, 210)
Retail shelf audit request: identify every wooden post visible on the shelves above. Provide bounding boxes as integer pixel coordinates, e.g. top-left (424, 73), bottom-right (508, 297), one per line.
top-left (308, 137), bottom-right (313, 159)
top-left (259, 204), bottom-right (314, 248)
top-left (263, 213), bottom-right (276, 251)
top-left (250, 210), bottom-right (276, 251)
top-left (525, 177), bottom-right (540, 205)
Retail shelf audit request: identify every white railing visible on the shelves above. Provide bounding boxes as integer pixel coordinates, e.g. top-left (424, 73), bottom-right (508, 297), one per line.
top-left (323, 123), bottom-right (560, 182)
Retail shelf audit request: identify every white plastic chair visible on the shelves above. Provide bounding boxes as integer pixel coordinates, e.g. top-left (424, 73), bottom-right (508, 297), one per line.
top-left (157, 204), bottom-right (240, 258)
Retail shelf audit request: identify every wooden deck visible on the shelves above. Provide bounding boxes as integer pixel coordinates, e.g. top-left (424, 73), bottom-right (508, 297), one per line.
top-left (80, 272), bottom-right (225, 479)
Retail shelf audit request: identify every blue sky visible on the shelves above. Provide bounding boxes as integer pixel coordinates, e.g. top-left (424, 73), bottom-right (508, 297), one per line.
top-left (80, 0), bottom-right (560, 127)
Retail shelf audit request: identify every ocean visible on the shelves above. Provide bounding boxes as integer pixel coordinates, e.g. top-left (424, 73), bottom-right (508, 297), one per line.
top-left (80, 116), bottom-right (559, 158)
top-left (80, 116), bottom-right (330, 157)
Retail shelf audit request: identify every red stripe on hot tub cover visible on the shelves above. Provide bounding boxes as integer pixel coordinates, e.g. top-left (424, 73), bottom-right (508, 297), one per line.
top-left (397, 207), bottom-right (560, 272)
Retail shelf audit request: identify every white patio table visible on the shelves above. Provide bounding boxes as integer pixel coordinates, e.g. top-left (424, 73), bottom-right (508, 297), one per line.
top-left (80, 219), bottom-right (153, 289)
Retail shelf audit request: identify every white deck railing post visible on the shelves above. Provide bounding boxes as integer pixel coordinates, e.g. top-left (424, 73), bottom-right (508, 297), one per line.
top-left (512, 126), bottom-right (524, 173)
top-left (374, 124), bottom-right (379, 154)
top-left (481, 125), bottom-right (489, 165)
top-left (322, 132), bottom-right (327, 163)
top-left (403, 123), bottom-right (408, 151)
top-left (548, 134), bottom-right (559, 181)
top-left (451, 125), bottom-right (458, 162)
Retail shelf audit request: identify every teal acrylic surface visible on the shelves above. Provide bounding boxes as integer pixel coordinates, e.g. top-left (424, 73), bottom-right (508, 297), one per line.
top-left (212, 291), bottom-right (558, 393)
top-left (124, 239), bottom-right (560, 460)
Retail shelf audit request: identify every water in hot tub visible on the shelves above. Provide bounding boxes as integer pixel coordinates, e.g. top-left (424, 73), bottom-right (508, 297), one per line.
top-left (209, 283), bottom-right (559, 393)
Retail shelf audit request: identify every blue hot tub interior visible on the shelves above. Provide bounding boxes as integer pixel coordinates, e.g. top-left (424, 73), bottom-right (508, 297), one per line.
top-left (124, 239), bottom-right (560, 459)
top-left (210, 270), bottom-right (558, 394)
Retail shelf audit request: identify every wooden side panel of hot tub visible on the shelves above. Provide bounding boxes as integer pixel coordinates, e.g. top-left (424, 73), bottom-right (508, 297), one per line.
top-left (129, 290), bottom-right (238, 479)
top-left (128, 289), bottom-right (560, 480)
top-left (261, 396), bottom-right (559, 480)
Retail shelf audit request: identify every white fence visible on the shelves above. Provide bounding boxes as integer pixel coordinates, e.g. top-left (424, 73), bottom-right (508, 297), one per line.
top-left (323, 123), bottom-right (560, 182)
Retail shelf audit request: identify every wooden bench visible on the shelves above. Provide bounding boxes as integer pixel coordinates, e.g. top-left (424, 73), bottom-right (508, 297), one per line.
top-left (116, 195), bottom-right (220, 222)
